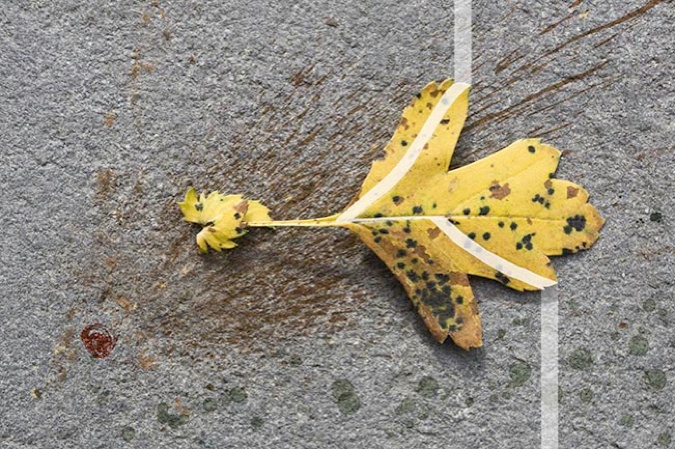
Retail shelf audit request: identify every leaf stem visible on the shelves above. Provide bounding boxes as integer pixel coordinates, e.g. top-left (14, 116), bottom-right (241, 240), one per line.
top-left (245, 215), bottom-right (340, 228)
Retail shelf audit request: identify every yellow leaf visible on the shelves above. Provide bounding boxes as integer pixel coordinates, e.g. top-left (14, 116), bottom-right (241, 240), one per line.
top-left (337, 79), bottom-right (604, 349)
top-left (181, 79), bottom-right (604, 350)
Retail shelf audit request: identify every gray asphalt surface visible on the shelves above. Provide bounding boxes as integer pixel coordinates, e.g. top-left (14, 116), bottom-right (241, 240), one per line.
top-left (1, 1), bottom-right (673, 448)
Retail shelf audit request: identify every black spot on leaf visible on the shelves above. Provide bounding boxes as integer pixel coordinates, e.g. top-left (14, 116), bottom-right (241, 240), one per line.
top-left (495, 272), bottom-right (510, 284)
top-left (566, 215), bottom-right (586, 232)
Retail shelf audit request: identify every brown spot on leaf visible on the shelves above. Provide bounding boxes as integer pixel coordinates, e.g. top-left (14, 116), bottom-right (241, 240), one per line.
top-left (413, 244), bottom-right (434, 264)
top-left (399, 117), bottom-right (409, 130)
top-left (234, 200), bottom-right (249, 216)
top-left (567, 186), bottom-right (579, 199)
top-left (489, 181), bottom-right (511, 200)
top-left (450, 272), bottom-right (470, 287)
top-left (427, 228), bottom-right (441, 240)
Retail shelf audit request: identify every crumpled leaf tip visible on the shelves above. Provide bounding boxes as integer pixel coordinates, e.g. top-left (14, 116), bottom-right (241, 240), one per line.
top-left (178, 188), bottom-right (271, 253)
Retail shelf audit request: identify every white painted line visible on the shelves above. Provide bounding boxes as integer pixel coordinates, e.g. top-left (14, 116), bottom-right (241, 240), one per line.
top-left (335, 82), bottom-right (471, 223)
top-left (431, 217), bottom-right (556, 290)
top-left (454, 0), bottom-right (472, 84)
top-left (350, 216), bottom-right (557, 290)
top-left (541, 285), bottom-right (559, 449)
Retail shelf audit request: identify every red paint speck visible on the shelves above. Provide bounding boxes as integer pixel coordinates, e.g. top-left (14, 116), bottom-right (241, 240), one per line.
top-left (80, 323), bottom-right (118, 359)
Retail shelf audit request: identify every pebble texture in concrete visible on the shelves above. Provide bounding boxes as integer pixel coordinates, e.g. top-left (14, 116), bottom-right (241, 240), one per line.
top-left (1, 1), bottom-right (673, 448)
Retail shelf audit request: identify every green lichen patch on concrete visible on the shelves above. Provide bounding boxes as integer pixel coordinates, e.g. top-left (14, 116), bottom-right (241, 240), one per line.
top-left (509, 361), bottom-right (532, 387)
top-left (650, 211), bottom-right (663, 222)
top-left (202, 398), bottom-right (217, 412)
top-left (229, 387), bottom-right (248, 403)
top-left (416, 376), bottom-right (439, 398)
top-left (157, 403), bottom-right (189, 428)
top-left (579, 387), bottom-right (593, 403)
top-left (395, 397), bottom-right (416, 415)
top-left (619, 414), bottom-right (634, 428)
top-left (645, 370), bottom-right (667, 391)
top-left (288, 354), bottom-right (303, 366)
top-left (511, 317), bottom-right (531, 326)
top-left (568, 348), bottom-right (593, 370)
top-left (658, 432), bottom-right (672, 447)
top-left (251, 416), bottom-right (264, 429)
top-left (643, 298), bottom-right (657, 312)
top-left (331, 379), bottom-right (361, 415)
top-left (628, 335), bottom-right (649, 355)
top-left (121, 426), bottom-right (135, 442)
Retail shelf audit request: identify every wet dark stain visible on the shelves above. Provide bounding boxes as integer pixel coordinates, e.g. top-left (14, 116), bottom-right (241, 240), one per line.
top-left (80, 323), bottom-right (118, 359)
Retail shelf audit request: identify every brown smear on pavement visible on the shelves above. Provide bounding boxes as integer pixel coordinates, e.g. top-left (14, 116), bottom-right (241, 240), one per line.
top-left (467, 61), bottom-right (608, 132)
top-left (516, 0), bottom-right (666, 74)
top-left (69, 0), bottom-right (667, 365)
top-left (466, 0), bottom-right (665, 142)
